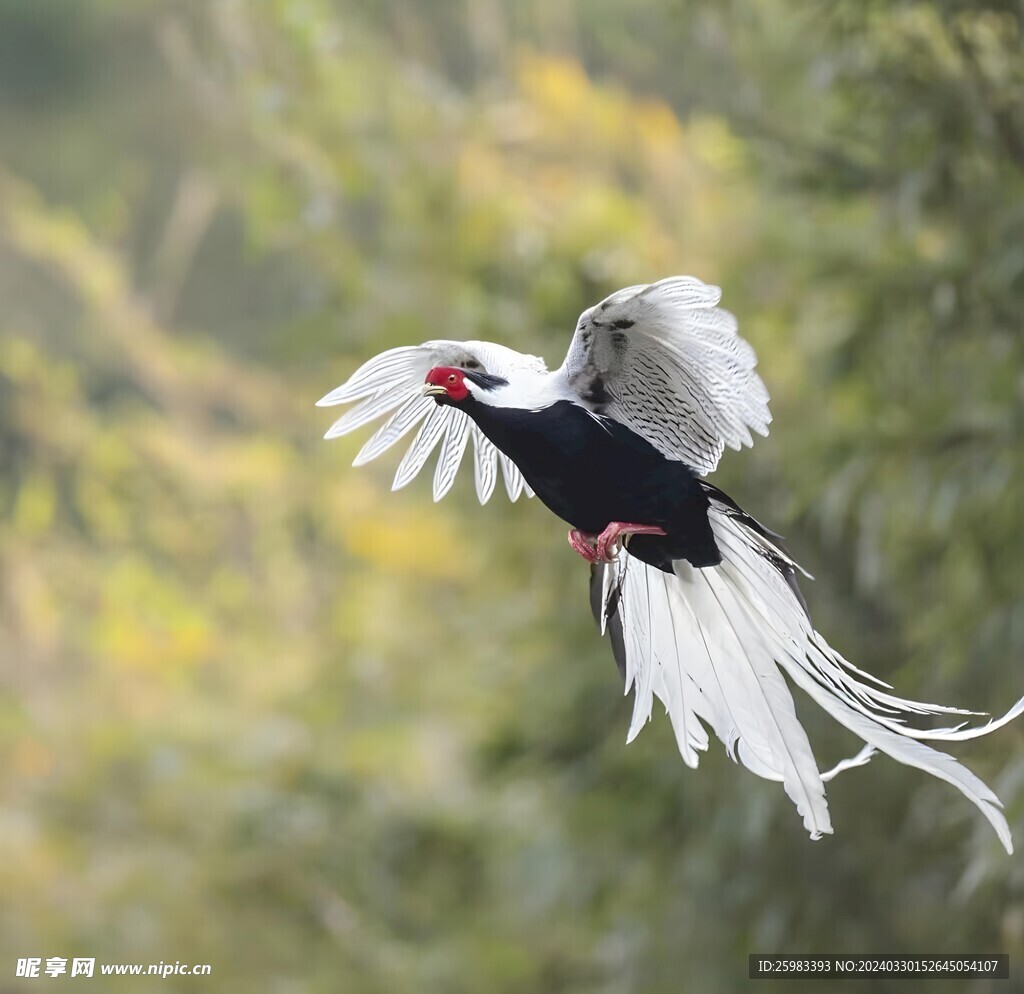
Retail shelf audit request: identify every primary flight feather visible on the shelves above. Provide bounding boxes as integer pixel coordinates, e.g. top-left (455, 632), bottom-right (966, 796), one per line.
top-left (318, 276), bottom-right (1023, 851)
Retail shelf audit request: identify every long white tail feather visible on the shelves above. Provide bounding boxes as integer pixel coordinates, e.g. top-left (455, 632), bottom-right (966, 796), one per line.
top-left (616, 560), bottom-right (718, 763)
top-left (687, 563), bottom-right (832, 838)
top-left (657, 568), bottom-right (700, 766)
top-left (618, 561), bottom-right (658, 741)
top-left (710, 520), bottom-right (1023, 737)
top-left (597, 498), bottom-right (1021, 850)
top-left (820, 745), bottom-right (876, 783)
top-left (780, 657), bottom-right (1015, 853)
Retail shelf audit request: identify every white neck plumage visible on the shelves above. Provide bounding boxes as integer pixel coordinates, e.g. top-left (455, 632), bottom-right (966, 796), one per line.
top-left (466, 369), bottom-right (578, 412)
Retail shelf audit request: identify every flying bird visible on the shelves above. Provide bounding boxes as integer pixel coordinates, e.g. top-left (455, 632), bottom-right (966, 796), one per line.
top-left (318, 276), bottom-right (1023, 851)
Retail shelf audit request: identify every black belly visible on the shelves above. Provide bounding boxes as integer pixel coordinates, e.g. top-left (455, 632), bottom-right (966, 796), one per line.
top-left (463, 398), bottom-right (721, 571)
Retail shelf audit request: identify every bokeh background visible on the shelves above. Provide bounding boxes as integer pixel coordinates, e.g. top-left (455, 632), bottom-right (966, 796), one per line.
top-left (1, 1), bottom-right (1023, 991)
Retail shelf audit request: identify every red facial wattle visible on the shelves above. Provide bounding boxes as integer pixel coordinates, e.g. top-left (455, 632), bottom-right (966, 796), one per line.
top-left (424, 366), bottom-right (470, 402)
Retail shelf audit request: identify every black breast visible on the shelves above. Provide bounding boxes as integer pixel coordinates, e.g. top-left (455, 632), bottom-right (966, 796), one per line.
top-left (463, 399), bottom-right (720, 570)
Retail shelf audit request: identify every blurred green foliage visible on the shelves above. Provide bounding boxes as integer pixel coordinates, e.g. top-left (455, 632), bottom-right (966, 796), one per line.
top-left (1, 2), bottom-right (1022, 992)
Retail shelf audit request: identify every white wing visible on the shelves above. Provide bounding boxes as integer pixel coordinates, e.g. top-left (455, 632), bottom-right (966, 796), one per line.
top-left (317, 340), bottom-right (544, 503)
top-left (556, 276), bottom-right (771, 475)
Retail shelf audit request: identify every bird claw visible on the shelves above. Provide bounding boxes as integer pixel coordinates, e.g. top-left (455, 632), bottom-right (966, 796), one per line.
top-left (568, 529), bottom-right (599, 563)
top-left (568, 522), bottom-right (667, 564)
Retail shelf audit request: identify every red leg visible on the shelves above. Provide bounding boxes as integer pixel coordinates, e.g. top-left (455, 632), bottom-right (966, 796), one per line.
top-left (568, 529), bottom-right (599, 563)
top-left (595, 522), bottom-right (667, 562)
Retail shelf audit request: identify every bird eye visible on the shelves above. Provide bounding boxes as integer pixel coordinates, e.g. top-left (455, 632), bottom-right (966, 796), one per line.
top-left (448, 374), bottom-right (457, 383)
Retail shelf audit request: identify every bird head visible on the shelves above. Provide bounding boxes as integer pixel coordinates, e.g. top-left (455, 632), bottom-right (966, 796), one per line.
top-left (422, 366), bottom-right (470, 404)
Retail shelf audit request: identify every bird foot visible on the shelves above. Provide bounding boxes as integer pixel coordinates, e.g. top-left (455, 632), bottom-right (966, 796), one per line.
top-left (568, 529), bottom-right (600, 563)
top-left (568, 522), bottom-right (667, 564)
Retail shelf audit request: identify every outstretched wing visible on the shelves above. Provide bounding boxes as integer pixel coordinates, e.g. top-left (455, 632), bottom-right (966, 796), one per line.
top-left (556, 277), bottom-right (771, 475)
top-left (317, 339), bottom-right (546, 503)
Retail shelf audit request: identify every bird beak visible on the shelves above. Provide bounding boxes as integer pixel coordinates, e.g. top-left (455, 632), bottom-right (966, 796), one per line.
top-left (422, 384), bottom-right (448, 397)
